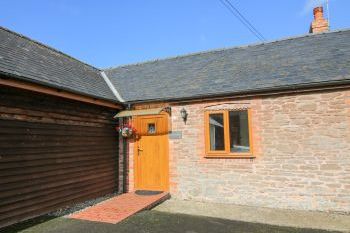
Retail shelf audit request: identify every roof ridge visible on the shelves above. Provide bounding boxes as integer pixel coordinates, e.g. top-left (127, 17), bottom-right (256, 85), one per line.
top-left (104, 28), bottom-right (350, 70)
top-left (0, 26), bottom-right (101, 72)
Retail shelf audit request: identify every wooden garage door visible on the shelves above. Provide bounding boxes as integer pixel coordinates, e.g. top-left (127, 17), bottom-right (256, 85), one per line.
top-left (0, 86), bottom-right (119, 228)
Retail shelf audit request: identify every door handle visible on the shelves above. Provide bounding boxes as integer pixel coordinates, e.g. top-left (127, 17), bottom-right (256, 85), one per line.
top-left (138, 146), bottom-right (143, 156)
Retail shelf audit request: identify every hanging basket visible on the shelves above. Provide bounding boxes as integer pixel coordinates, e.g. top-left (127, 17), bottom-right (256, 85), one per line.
top-left (116, 124), bottom-right (137, 138)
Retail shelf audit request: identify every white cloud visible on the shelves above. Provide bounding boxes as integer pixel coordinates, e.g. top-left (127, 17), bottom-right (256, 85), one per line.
top-left (302, 0), bottom-right (331, 15)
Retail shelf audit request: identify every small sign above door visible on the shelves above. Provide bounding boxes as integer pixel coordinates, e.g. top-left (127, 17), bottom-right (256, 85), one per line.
top-left (169, 131), bottom-right (182, 139)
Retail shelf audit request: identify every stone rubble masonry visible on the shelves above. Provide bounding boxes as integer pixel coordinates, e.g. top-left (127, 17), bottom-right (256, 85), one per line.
top-left (126, 88), bottom-right (350, 213)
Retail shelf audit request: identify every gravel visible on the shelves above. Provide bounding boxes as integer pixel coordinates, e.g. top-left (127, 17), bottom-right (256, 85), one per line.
top-left (0, 193), bottom-right (121, 233)
top-left (48, 192), bottom-right (120, 217)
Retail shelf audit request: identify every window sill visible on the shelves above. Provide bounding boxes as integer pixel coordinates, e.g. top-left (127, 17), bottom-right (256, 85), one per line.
top-left (205, 154), bottom-right (255, 159)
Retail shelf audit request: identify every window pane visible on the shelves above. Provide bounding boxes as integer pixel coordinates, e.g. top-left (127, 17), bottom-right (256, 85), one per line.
top-left (209, 113), bottom-right (225, 151)
top-left (229, 110), bottom-right (250, 153)
top-left (148, 123), bottom-right (156, 134)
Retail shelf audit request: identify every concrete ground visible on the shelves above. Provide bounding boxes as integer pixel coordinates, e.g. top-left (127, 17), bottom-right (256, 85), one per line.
top-left (154, 199), bottom-right (350, 233)
top-left (1, 210), bottom-right (342, 233)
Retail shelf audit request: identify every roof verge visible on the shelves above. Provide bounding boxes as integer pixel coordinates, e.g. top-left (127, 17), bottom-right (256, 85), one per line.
top-left (100, 71), bottom-right (125, 102)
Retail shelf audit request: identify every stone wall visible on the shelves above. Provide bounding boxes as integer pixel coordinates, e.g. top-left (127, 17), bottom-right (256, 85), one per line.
top-left (129, 88), bottom-right (350, 212)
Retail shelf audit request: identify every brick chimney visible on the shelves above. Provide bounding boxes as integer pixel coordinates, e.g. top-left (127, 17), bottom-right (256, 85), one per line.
top-left (309, 7), bottom-right (329, 33)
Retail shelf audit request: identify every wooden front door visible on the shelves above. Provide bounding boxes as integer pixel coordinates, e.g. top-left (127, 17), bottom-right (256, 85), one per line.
top-left (134, 114), bottom-right (169, 191)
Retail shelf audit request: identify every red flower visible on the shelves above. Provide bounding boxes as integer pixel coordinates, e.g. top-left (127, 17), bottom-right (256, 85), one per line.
top-left (115, 124), bottom-right (137, 134)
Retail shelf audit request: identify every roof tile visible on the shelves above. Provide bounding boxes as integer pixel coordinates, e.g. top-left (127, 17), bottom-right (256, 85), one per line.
top-left (105, 30), bottom-right (350, 102)
top-left (0, 27), bottom-right (117, 102)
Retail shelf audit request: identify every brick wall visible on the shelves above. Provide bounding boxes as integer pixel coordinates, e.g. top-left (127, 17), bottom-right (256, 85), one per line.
top-left (117, 118), bottom-right (133, 194)
top-left (129, 88), bottom-right (350, 212)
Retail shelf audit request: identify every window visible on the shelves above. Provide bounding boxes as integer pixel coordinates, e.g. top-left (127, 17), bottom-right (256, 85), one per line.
top-left (205, 109), bottom-right (253, 158)
top-left (209, 113), bottom-right (225, 151)
top-left (229, 111), bottom-right (250, 153)
top-left (148, 123), bottom-right (156, 134)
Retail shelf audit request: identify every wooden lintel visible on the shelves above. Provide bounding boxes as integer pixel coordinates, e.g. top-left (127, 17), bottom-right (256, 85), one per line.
top-left (0, 78), bottom-right (123, 109)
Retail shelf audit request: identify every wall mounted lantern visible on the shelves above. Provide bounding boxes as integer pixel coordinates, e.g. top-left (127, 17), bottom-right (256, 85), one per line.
top-left (180, 107), bottom-right (188, 123)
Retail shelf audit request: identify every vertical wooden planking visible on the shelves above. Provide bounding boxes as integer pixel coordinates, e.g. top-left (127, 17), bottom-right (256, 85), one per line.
top-left (133, 114), bottom-right (169, 191)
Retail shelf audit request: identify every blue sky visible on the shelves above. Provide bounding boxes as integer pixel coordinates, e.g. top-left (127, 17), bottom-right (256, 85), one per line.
top-left (0, 0), bottom-right (349, 68)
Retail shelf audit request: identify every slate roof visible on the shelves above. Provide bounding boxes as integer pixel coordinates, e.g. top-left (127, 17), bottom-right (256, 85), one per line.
top-left (0, 26), bottom-right (116, 102)
top-left (1, 26), bottom-right (349, 104)
top-left (105, 29), bottom-right (350, 102)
